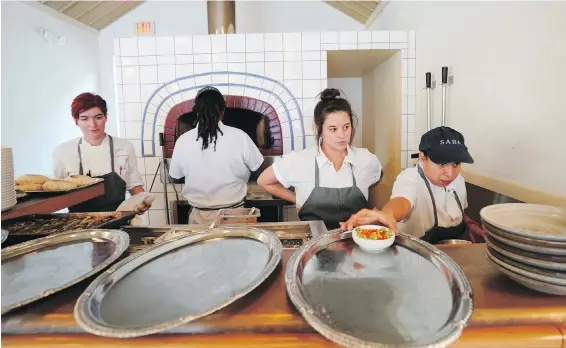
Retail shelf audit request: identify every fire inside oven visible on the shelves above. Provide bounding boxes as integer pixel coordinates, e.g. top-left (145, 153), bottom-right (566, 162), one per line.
top-left (175, 107), bottom-right (274, 150)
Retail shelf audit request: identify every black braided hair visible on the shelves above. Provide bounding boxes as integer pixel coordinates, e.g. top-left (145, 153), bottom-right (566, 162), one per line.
top-left (193, 86), bottom-right (226, 151)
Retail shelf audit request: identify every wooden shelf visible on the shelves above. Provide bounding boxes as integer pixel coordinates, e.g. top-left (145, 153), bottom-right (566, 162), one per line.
top-left (1, 183), bottom-right (105, 220)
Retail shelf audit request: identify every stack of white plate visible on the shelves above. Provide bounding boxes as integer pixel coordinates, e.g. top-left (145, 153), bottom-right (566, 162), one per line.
top-left (480, 203), bottom-right (566, 295)
top-left (1, 147), bottom-right (17, 212)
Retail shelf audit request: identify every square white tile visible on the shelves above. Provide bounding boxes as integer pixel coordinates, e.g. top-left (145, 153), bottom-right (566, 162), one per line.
top-left (293, 136), bottom-right (306, 150)
top-left (136, 157), bottom-right (146, 175)
top-left (174, 36), bottom-right (193, 54)
top-left (305, 135), bottom-right (317, 148)
top-left (125, 121), bottom-right (142, 139)
top-left (284, 51), bottom-right (301, 62)
top-left (303, 116), bottom-right (315, 135)
top-left (246, 33), bottom-right (264, 52)
top-left (157, 55), bottom-right (175, 65)
top-left (138, 37), bottom-right (156, 56)
top-left (283, 33), bottom-right (301, 52)
top-left (212, 53), bottom-right (227, 63)
top-left (339, 31), bottom-right (357, 44)
top-left (119, 38), bottom-right (138, 56)
top-left (113, 38), bottom-right (120, 56)
top-left (303, 80), bottom-right (321, 99)
top-left (122, 85), bottom-right (141, 102)
top-left (156, 37), bottom-right (174, 55)
top-left (227, 34), bottom-right (246, 53)
top-left (175, 64), bottom-right (194, 78)
top-left (194, 54), bottom-right (212, 64)
top-left (407, 132), bottom-right (416, 151)
top-left (408, 95), bottom-right (416, 114)
top-left (321, 43), bottom-right (339, 51)
top-left (401, 131), bottom-right (408, 151)
top-left (141, 84), bottom-right (159, 103)
top-left (264, 33), bottom-right (283, 52)
top-left (302, 51), bottom-right (320, 61)
top-left (408, 114), bottom-right (416, 133)
top-left (124, 103), bottom-right (142, 122)
top-left (265, 52), bottom-right (283, 62)
top-left (121, 57), bottom-right (139, 66)
top-left (372, 31), bottom-right (389, 43)
top-left (408, 78), bottom-right (416, 95)
top-left (265, 62), bottom-right (283, 81)
top-left (408, 59), bottom-right (416, 77)
top-left (213, 63), bottom-right (228, 72)
top-left (227, 52), bottom-right (246, 63)
top-left (303, 61), bottom-right (321, 80)
top-left (246, 52), bottom-right (264, 62)
top-left (321, 31), bottom-right (338, 44)
top-left (227, 63), bottom-right (246, 73)
top-left (139, 56), bottom-right (157, 65)
top-left (302, 98), bottom-right (317, 117)
top-left (193, 35), bottom-right (211, 54)
top-left (176, 55), bottom-right (193, 64)
top-left (284, 80), bottom-right (303, 99)
top-left (246, 62), bottom-right (265, 75)
top-left (302, 31), bottom-right (320, 51)
top-left (284, 61), bottom-right (302, 80)
top-left (402, 114), bottom-right (408, 133)
top-left (358, 43), bottom-right (372, 50)
top-left (372, 43), bottom-right (390, 49)
top-left (390, 30), bottom-right (408, 43)
top-left (321, 61), bottom-right (328, 79)
top-left (194, 63), bottom-right (212, 74)
top-left (211, 34), bottom-right (227, 53)
top-left (158, 65), bottom-right (176, 83)
top-left (358, 31), bottom-right (372, 43)
top-left (122, 66), bottom-right (140, 84)
top-left (339, 43), bottom-right (357, 50)
top-left (282, 137), bottom-right (292, 153)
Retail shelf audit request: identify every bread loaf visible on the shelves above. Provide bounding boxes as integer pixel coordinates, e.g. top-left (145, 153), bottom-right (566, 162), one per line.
top-left (15, 174), bottom-right (50, 185)
top-left (64, 174), bottom-right (94, 187)
top-left (16, 183), bottom-right (44, 191)
top-left (42, 180), bottom-right (78, 191)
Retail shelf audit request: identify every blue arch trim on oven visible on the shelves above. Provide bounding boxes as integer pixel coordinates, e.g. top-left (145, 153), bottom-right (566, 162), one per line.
top-left (140, 71), bottom-right (305, 157)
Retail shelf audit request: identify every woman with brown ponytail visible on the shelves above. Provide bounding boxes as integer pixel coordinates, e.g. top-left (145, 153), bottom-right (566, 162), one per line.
top-left (258, 88), bottom-right (383, 230)
top-left (169, 86), bottom-right (264, 224)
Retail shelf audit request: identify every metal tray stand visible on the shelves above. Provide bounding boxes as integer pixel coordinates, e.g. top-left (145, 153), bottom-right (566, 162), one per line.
top-left (1, 229), bottom-right (130, 314)
top-left (74, 226), bottom-right (283, 338)
top-left (285, 230), bottom-right (474, 348)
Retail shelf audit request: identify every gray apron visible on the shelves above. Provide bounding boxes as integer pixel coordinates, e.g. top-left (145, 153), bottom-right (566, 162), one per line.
top-left (299, 158), bottom-right (369, 230)
top-left (417, 165), bottom-right (466, 244)
top-left (69, 135), bottom-right (127, 213)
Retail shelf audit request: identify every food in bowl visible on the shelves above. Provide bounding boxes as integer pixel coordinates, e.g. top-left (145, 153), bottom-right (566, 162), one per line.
top-left (356, 226), bottom-right (393, 240)
top-left (352, 225), bottom-right (395, 253)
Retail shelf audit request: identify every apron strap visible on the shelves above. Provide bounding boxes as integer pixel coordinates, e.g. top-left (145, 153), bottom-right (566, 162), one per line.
top-left (77, 135), bottom-right (115, 176)
top-left (452, 190), bottom-right (465, 216)
top-left (418, 164), bottom-right (439, 228)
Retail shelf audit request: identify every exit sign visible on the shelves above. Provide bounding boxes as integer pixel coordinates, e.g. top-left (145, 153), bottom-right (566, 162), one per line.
top-left (135, 21), bottom-right (154, 35)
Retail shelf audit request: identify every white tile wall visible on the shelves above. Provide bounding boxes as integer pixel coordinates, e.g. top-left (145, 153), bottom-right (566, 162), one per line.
top-left (114, 30), bottom-right (415, 189)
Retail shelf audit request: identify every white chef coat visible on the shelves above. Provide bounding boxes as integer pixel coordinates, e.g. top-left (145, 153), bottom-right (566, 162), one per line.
top-left (391, 163), bottom-right (468, 238)
top-left (169, 121), bottom-right (264, 209)
top-left (52, 135), bottom-right (144, 191)
top-left (272, 145), bottom-right (382, 208)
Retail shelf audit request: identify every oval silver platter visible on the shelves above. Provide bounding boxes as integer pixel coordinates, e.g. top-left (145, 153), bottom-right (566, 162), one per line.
top-left (74, 226), bottom-right (283, 338)
top-left (483, 220), bottom-right (566, 251)
top-left (1, 229), bottom-right (129, 314)
top-left (484, 222), bottom-right (566, 256)
top-left (285, 230), bottom-right (473, 348)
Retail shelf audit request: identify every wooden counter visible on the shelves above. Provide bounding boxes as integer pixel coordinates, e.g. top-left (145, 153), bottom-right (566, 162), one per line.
top-left (2, 244), bottom-right (566, 347)
top-left (1, 183), bottom-right (104, 220)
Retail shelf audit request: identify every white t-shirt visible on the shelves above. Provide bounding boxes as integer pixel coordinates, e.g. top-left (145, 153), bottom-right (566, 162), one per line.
top-left (169, 121), bottom-right (264, 209)
top-left (52, 135), bottom-right (144, 191)
top-left (272, 146), bottom-right (382, 208)
top-left (391, 163), bottom-right (468, 238)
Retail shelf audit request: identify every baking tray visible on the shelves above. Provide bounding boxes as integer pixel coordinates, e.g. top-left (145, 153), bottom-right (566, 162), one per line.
top-left (74, 225), bottom-right (283, 338)
top-left (1, 229), bottom-right (130, 314)
top-left (19, 177), bottom-right (104, 193)
top-left (2, 212), bottom-right (137, 236)
top-left (285, 230), bottom-right (474, 347)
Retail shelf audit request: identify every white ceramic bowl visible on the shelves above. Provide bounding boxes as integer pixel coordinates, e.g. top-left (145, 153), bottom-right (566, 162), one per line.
top-left (352, 225), bottom-right (395, 253)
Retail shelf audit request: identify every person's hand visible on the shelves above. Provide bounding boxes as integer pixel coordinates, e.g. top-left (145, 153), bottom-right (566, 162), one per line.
top-left (339, 209), bottom-right (398, 234)
top-left (135, 198), bottom-right (153, 215)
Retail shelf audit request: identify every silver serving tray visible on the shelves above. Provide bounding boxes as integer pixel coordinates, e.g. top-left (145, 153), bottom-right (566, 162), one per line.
top-left (1, 229), bottom-right (129, 314)
top-left (285, 231), bottom-right (473, 348)
top-left (484, 223), bottom-right (566, 256)
top-left (487, 247), bottom-right (566, 286)
top-left (21, 177), bottom-right (104, 193)
top-left (74, 226), bottom-right (283, 338)
top-left (486, 250), bottom-right (566, 296)
top-left (485, 236), bottom-right (566, 272)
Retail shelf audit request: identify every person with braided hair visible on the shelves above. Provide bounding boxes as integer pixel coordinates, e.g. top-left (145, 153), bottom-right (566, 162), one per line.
top-left (169, 86), bottom-right (264, 224)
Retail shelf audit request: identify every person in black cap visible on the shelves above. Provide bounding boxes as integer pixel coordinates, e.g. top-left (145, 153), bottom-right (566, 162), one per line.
top-left (341, 127), bottom-right (483, 244)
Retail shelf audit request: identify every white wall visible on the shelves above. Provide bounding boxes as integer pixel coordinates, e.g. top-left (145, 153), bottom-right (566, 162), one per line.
top-left (327, 78), bottom-right (363, 147)
top-left (1, 2), bottom-right (100, 177)
top-left (99, 0), bottom-right (363, 143)
top-left (371, 1), bottom-right (566, 198)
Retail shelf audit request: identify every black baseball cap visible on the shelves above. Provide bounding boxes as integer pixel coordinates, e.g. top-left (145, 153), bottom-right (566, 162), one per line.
top-left (419, 126), bottom-right (474, 164)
